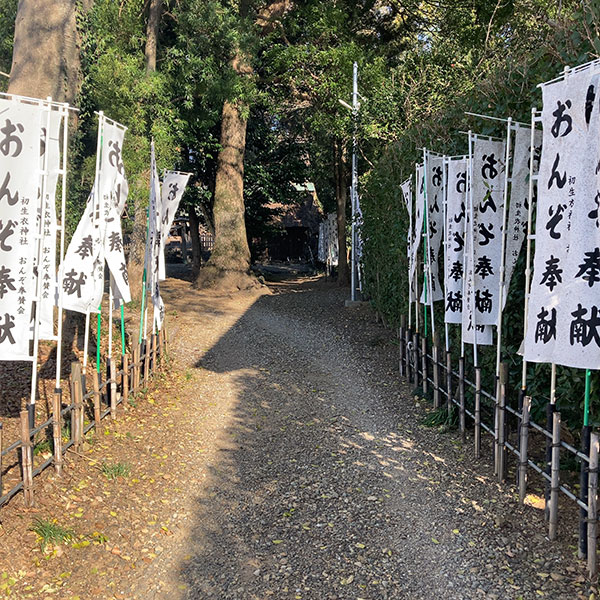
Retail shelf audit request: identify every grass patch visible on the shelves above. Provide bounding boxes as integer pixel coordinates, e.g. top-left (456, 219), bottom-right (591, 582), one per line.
top-left (422, 406), bottom-right (458, 432)
top-left (101, 461), bottom-right (131, 480)
top-left (31, 518), bottom-right (74, 551)
top-left (33, 439), bottom-right (52, 456)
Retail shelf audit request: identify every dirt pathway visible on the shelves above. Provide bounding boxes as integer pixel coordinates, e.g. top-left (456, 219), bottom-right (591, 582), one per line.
top-left (135, 272), bottom-right (588, 600)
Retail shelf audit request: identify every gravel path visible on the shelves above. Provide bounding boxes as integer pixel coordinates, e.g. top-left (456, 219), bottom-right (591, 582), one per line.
top-left (140, 274), bottom-right (587, 600)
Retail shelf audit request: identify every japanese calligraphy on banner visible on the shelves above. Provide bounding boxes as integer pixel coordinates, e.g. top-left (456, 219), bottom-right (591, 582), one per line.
top-left (158, 171), bottom-right (191, 281)
top-left (444, 158), bottom-right (467, 324)
top-left (421, 153), bottom-right (444, 304)
top-left (400, 177), bottom-right (415, 301)
top-left (503, 126), bottom-right (542, 306)
top-left (0, 98), bottom-right (43, 360)
top-left (470, 135), bottom-right (506, 325)
top-left (410, 164), bottom-right (424, 294)
top-left (462, 206), bottom-right (494, 346)
top-left (523, 66), bottom-right (600, 369)
top-left (39, 107), bottom-right (64, 340)
top-left (101, 119), bottom-right (130, 305)
top-left (60, 189), bottom-right (104, 314)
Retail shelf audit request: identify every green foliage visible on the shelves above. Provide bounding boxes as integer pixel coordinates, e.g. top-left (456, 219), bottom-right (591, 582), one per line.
top-left (101, 461), bottom-right (131, 480)
top-left (359, 1), bottom-right (600, 432)
top-left (31, 518), bottom-right (74, 551)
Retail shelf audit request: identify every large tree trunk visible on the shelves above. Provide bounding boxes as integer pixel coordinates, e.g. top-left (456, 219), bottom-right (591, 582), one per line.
top-left (334, 140), bottom-right (350, 285)
top-left (195, 98), bottom-right (255, 290)
top-left (144, 0), bottom-right (163, 73)
top-left (8, 0), bottom-right (82, 103)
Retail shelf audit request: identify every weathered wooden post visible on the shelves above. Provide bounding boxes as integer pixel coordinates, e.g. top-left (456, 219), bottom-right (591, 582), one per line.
top-left (122, 353), bottom-right (129, 409)
top-left (52, 390), bottom-right (63, 476)
top-left (133, 344), bottom-right (140, 393)
top-left (143, 338), bottom-right (150, 384)
top-left (446, 349), bottom-right (452, 421)
top-left (406, 326), bottom-right (413, 383)
top-left (549, 411), bottom-right (561, 541)
top-left (421, 336), bottom-right (428, 396)
top-left (432, 331), bottom-right (440, 409)
top-left (588, 432), bottom-right (598, 579)
top-left (0, 422), bottom-right (3, 495)
top-left (109, 358), bottom-right (117, 420)
top-left (70, 362), bottom-right (83, 450)
top-left (151, 333), bottom-right (157, 373)
top-left (413, 332), bottom-right (420, 388)
top-left (518, 396), bottom-right (531, 504)
top-left (20, 410), bottom-right (34, 507)
top-left (580, 425), bottom-right (592, 559)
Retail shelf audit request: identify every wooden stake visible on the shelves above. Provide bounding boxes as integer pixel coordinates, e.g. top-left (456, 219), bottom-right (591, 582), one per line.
top-left (518, 396), bottom-right (531, 504)
top-left (122, 353), bottom-right (129, 410)
top-left (70, 362), bottom-right (82, 450)
top-left (580, 425), bottom-right (592, 559)
top-left (475, 366), bottom-right (481, 459)
top-left (432, 331), bottom-right (440, 409)
top-left (92, 369), bottom-right (101, 430)
top-left (549, 411), bottom-right (561, 541)
top-left (459, 356), bottom-right (465, 443)
top-left (52, 390), bottom-right (62, 476)
top-left (588, 432), bottom-right (598, 579)
top-left (19, 410), bottom-right (34, 507)
top-left (497, 363), bottom-right (507, 482)
top-left (151, 333), bottom-right (157, 373)
top-left (133, 344), bottom-right (140, 393)
top-left (413, 332), bottom-right (420, 388)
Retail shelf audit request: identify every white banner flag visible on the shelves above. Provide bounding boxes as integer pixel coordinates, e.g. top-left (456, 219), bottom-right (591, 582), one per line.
top-left (158, 170), bottom-right (191, 281)
top-left (326, 212), bottom-right (338, 266)
top-left (400, 177), bottom-right (415, 301)
top-left (38, 107), bottom-right (64, 340)
top-left (470, 135), bottom-right (506, 325)
top-left (410, 164), bottom-right (424, 295)
top-left (523, 66), bottom-right (600, 369)
top-left (101, 119), bottom-right (130, 305)
top-left (421, 153), bottom-right (444, 304)
top-left (0, 99), bottom-right (44, 360)
top-left (444, 158), bottom-right (467, 324)
top-left (503, 126), bottom-right (542, 306)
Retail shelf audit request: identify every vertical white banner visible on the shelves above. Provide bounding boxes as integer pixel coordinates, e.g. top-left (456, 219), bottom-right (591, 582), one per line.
top-left (410, 164), bottom-right (424, 297)
top-left (401, 177), bottom-right (414, 301)
top-left (421, 153), bottom-right (444, 303)
top-left (503, 126), bottom-right (542, 305)
top-left (39, 107), bottom-right (64, 340)
top-left (523, 67), bottom-right (600, 369)
top-left (0, 99), bottom-right (44, 360)
top-left (444, 158), bottom-right (467, 324)
top-left (327, 212), bottom-right (338, 266)
top-left (101, 120), bottom-right (131, 305)
top-left (470, 136), bottom-right (506, 325)
top-left (158, 170), bottom-right (191, 281)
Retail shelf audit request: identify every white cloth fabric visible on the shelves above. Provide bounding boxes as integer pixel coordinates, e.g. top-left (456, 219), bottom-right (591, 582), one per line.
top-left (523, 66), bottom-right (600, 369)
top-left (469, 136), bottom-right (506, 325)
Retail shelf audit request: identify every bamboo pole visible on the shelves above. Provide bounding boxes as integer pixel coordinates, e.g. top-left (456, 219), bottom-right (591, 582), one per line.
top-left (459, 356), bottom-right (466, 442)
top-left (421, 336), bottom-right (428, 396)
top-left (545, 403), bottom-right (556, 520)
top-left (151, 333), bottom-right (157, 373)
top-left (432, 331), bottom-right (440, 409)
top-left (497, 363), bottom-right (507, 482)
top-left (109, 358), bottom-right (117, 420)
top-left (144, 338), bottom-right (150, 383)
top-left (518, 396), bottom-right (531, 504)
top-left (413, 332), bottom-right (420, 388)
top-left (446, 350), bottom-right (452, 420)
top-left (20, 411), bottom-right (34, 507)
top-left (133, 344), bottom-right (140, 393)
top-left (406, 326), bottom-right (413, 383)
top-left (92, 369), bottom-right (101, 429)
top-left (122, 353), bottom-right (129, 409)
top-left (52, 390), bottom-right (63, 476)
top-left (588, 432), bottom-right (598, 579)
top-left (549, 411), bottom-right (561, 541)
top-left (475, 367), bottom-right (481, 458)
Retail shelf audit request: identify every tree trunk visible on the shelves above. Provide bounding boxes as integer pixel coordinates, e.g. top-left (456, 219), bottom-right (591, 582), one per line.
top-left (189, 206), bottom-right (201, 277)
top-left (8, 0), bottom-right (82, 103)
top-left (195, 98), bottom-right (254, 290)
top-left (334, 140), bottom-right (350, 285)
top-left (144, 0), bottom-right (163, 73)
